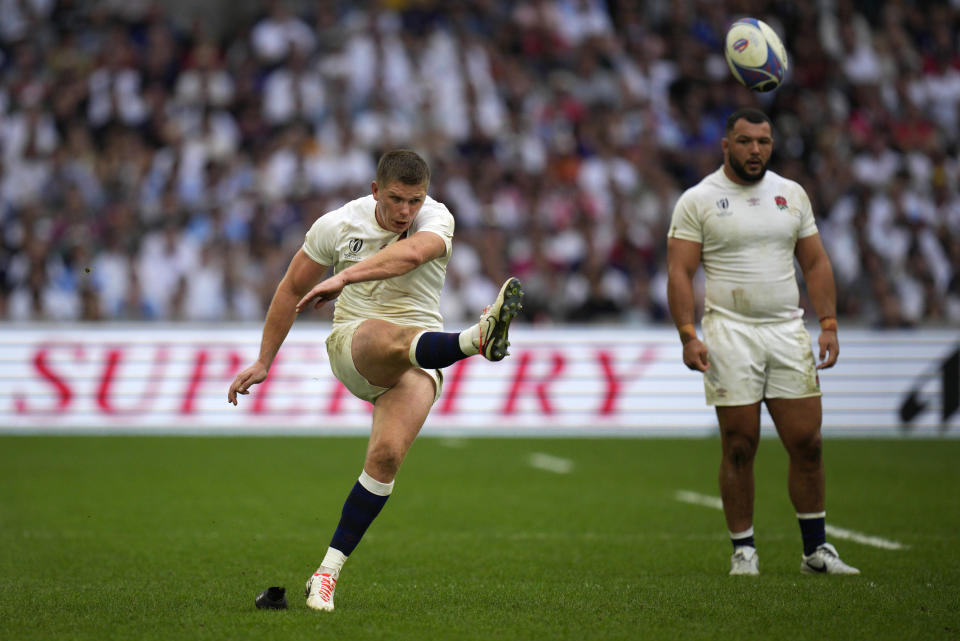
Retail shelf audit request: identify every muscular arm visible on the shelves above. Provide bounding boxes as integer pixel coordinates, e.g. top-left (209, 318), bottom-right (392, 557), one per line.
top-left (257, 249), bottom-right (329, 365)
top-left (795, 233), bottom-right (839, 368)
top-left (667, 237), bottom-right (701, 329)
top-left (666, 237), bottom-right (709, 371)
top-left (296, 230), bottom-right (447, 311)
top-left (795, 233), bottom-right (836, 323)
top-left (228, 249), bottom-right (328, 404)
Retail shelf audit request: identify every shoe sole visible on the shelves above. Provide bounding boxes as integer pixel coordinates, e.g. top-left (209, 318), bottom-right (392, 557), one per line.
top-left (482, 278), bottom-right (524, 361)
top-left (306, 598), bottom-right (334, 611)
top-left (801, 562), bottom-right (859, 575)
top-left (729, 562), bottom-right (759, 576)
top-left (800, 562), bottom-right (828, 574)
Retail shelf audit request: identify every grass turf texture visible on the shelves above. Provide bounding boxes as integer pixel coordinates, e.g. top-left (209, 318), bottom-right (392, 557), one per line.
top-left (1, 436), bottom-right (958, 641)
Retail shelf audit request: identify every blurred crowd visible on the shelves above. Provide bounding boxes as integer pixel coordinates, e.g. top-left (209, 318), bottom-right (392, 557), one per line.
top-left (1, 0), bottom-right (959, 328)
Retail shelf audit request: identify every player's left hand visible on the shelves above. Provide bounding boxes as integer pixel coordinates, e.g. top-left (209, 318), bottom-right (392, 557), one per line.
top-left (682, 337), bottom-right (710, 372)
top-left (817, 330), bottom-right (839, 369)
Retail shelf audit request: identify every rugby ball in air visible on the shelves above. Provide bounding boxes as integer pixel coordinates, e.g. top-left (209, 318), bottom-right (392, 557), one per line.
top-left (724, 18), bottom-right (788, 92)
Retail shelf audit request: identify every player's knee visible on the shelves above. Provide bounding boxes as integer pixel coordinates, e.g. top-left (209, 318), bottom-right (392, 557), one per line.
top-left (367, 441), bottom-right (404, 477)
top-left (792, 431), bottom-right (822, 466)
top-left (729, 445), bottom-right (755, 469)
top-left (723, 433), bottom-right (757, 469)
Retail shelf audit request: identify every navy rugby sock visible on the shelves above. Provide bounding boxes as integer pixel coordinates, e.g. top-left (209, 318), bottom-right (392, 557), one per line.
top-left (730, 526), bottom-right (755, 550)
top-left (410, 329), bottom-right (477, 369)
top-left (329, 471), bottom-right (393, 557)
top-left (797, 512), bottom-right (826, 555)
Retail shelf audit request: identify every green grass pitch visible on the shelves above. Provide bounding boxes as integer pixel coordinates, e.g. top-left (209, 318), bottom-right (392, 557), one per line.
top-left (1, 436), bottom-right (958, 641)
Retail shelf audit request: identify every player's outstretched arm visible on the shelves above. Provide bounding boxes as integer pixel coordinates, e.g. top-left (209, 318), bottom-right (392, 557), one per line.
top-left (795, 233), bottom-right (839, 369)
top-left (229, 249), bottom-right (328, 405)
top-left (667, 237), bottom-right (709, 372)
top-left (296, 231), bottom-right (446, 312)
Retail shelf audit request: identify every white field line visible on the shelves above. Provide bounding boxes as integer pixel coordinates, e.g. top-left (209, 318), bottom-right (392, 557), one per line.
top-left (674, 490), bottom-right (908, 550)
top-left (675, 490), bottom-right (724, 510)
top-left (528, 452), bottom-right (574, 474)
top-left (823, 525), bottom-right (908, 551)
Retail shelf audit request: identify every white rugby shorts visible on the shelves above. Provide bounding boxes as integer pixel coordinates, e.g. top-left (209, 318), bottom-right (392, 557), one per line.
top-left (326, 319), bottom-right (443, 404)
top-left (701, 314), bottom-right (821, 406)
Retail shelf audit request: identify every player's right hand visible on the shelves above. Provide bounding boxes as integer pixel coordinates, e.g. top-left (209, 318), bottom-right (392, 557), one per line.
top-left (228, 362), bottom-right (268, 405)
top-left (296, 274), bottom-right (348, 312)
top-left (682, 338), bottom-right (710, 372)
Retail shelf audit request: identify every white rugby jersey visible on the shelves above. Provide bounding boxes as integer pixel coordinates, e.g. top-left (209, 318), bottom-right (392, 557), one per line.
top-left (668, 167), bottom-right (819, 323)
top-left (302, 194), bottom-right (454, 330)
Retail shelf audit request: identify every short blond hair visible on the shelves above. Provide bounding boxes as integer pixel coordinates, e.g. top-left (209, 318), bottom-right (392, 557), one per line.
top-left (376, 149), bottom-right (430, 188)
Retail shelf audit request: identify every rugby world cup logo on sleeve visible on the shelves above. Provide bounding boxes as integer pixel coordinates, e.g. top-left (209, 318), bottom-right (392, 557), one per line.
top-left (775, 195), bottom-right (788, 210)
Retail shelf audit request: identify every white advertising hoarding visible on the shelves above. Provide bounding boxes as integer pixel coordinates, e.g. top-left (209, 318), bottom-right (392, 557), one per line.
top-left (0, 324), bottom-right (957, 437)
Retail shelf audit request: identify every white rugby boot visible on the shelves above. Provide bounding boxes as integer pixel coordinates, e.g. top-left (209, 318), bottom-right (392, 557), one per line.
top-left (305, 567), bottom-right (338, 611)
top-left (476, 277), bottom-right (524, 361)
top-left (729, 546), bottom-right (759, 575)
top-left (801, 543), bottom-right (860, 575)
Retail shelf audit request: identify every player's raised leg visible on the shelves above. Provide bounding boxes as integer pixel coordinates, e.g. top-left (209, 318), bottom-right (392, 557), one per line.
top-left (767, 396), bottom-right (859, 575)
top-left (409, 277), bottom-right (524, 368)
top-left (306, 368), bottom-right (437, 611)
top-left (717, 403), bottom-right (762, 575)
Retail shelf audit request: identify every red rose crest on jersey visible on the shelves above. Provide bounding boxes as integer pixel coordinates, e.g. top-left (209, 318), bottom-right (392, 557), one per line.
top-left (775, 195), bottom-right (788, 210)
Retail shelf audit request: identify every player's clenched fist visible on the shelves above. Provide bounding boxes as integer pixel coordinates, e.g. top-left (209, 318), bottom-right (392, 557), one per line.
top-left (682, 337), bottom-right (710, 372)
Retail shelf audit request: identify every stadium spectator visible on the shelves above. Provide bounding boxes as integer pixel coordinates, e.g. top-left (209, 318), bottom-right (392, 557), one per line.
top-left (250, 0), bottom-right (316, 65)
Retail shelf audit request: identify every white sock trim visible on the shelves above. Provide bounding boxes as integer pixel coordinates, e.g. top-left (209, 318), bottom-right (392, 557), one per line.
top-left (320, 547), bottom-right (348, 573)
top-left (359, 469), bottom-right (394, 496)
top-left (729, 526), bottom-right (754, 540)
top-left (408, 330), bottom-right (428, 368)
top-left (459, 325), bottom-right (480, 356)
top-left (797, 511), bottom-right (826, 519)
